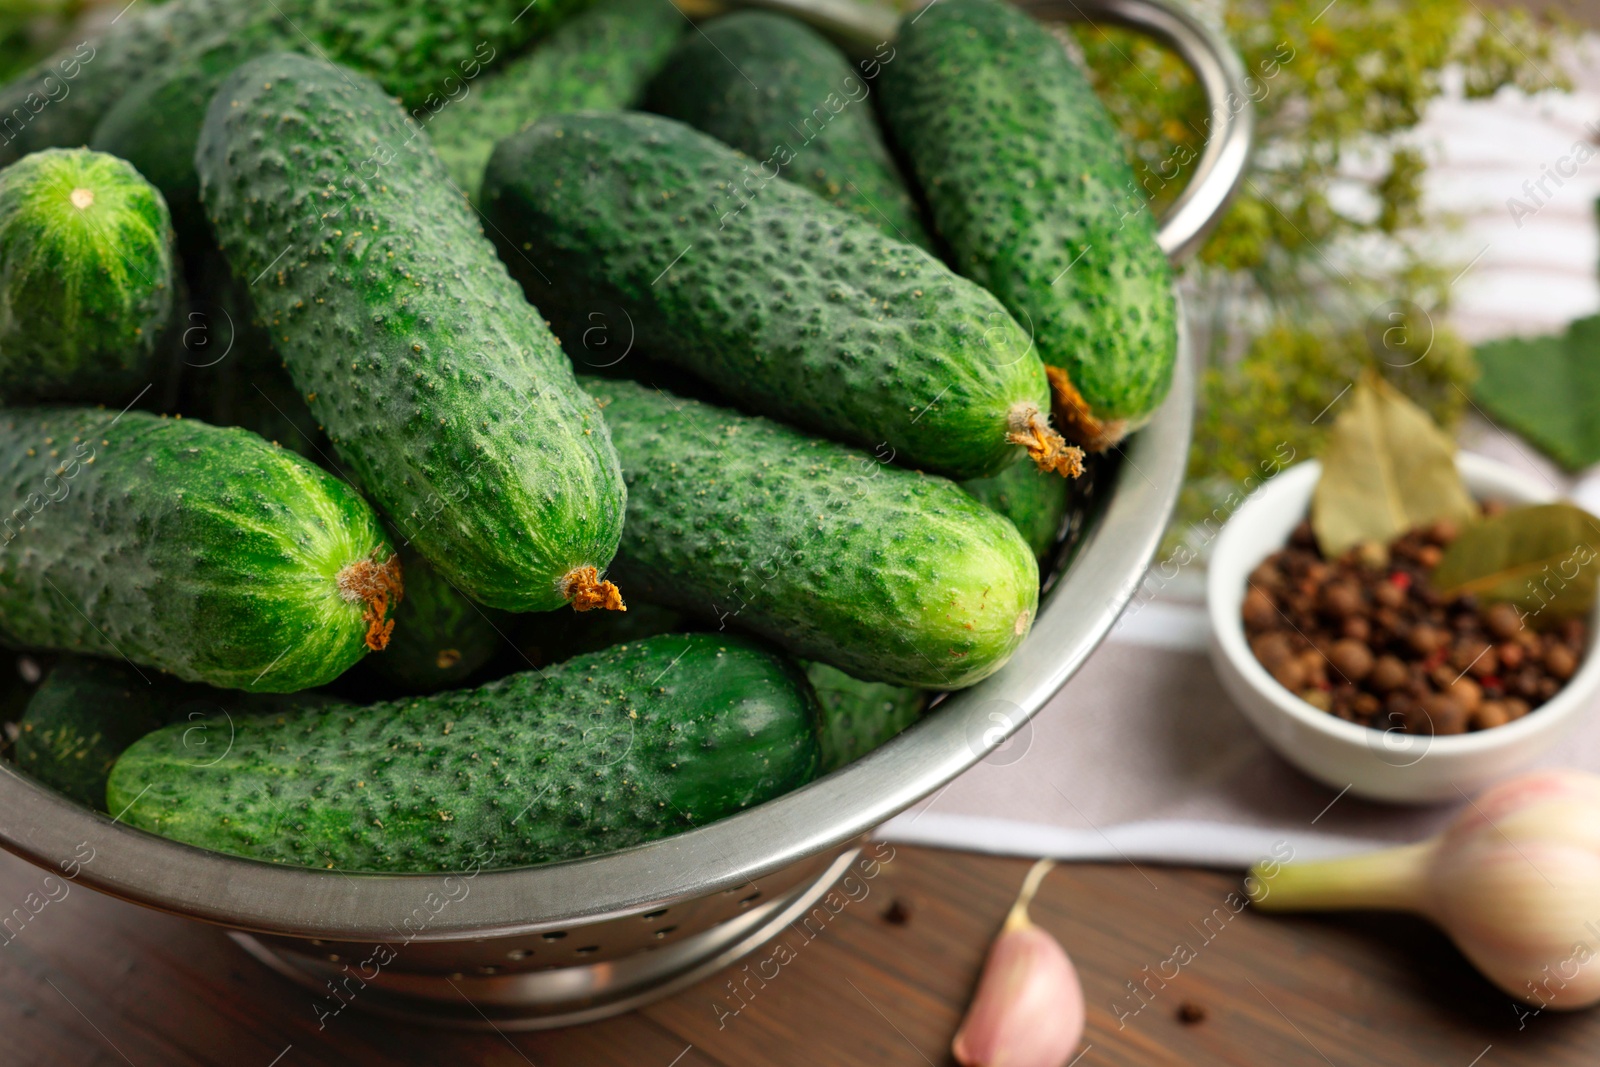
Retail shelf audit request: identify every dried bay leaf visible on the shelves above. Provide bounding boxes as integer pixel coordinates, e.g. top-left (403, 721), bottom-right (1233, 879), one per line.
top-left (1432, 502), bottom-right (1600, 624)
top-left (1311, 373), bottom-right (1477, 557)
top-left (1472, 315), bottom-right (1600, 472)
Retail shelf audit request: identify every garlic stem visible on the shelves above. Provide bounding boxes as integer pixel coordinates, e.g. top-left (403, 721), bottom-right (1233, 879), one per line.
top-left (1250, 840), bottom-right (1434, 913)
top-left (1005, 858), bottom-right (1056, 931)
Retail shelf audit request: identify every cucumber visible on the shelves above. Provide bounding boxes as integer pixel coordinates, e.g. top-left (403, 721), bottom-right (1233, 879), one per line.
top-left (584, 376), bottom-right (1039, 688)
top-left (90, 31), bottom-right (266, 256)
top-left (108, 633), bottom-right (821, 872)
top-left (367, 541), bottom-right (509, 693)
top-left (0, 408), bottom-right (397, 692)
top-left (198, 53), bottom-right (627, 613)
top-left (481, 112), bottom-right (1081, 482)
top-left (428, 0), bottom-right (684, 196)
top-left (881, 0), bottom-right (1177, 447)
top-left (645, 11), bottom-right (932, 252)
top-left (0, 0), bottom-right (590, 167)
top-left (0, 148), bottom-right (174, 404)
top-left (806, 661), bottom-right (925, 772)
top-left (13, 656), bottom-right (335, 809)
top-left (962, 460), bottom-right (1069, 561)
top-left (13, 657), bottom-right (166, 809)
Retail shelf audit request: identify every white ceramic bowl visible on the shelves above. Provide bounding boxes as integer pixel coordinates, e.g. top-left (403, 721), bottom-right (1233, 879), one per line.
top-left (1208, 452), bottom-right (1600, 803)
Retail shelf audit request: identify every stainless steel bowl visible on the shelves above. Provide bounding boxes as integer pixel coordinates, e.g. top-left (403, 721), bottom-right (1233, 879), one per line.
top-left (0, 0), bottom-right (1250, 1029)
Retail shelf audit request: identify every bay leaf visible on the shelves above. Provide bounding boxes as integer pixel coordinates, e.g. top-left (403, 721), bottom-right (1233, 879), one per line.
top-left (1311, 372), bottom-right (1477, 558)
top-left (1432, 502), bottom-right (1600, 625)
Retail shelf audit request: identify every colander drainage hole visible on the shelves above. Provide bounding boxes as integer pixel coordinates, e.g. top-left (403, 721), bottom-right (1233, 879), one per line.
top-left (476, 965), bottom-right (500, 975)
top-left (574, 945), bottom-right (600, 956)
top-left (506, 948), bottom-right (531, 960)
top-left (641, 908), bottom-right (669, 920)
top-left (739, 891), bottom-right (762, 907)
top-left (652, 926), bottom-right (679, 940)
top-left (541, 931), bottom-right (567, 942)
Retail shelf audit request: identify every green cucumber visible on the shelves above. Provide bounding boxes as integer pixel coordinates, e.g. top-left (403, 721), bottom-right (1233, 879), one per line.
top-left (0, 148), bottom-right (174, 404)
top-left (481, 111), bottom-right (1080, 482)
top-left (584, 376), bottom-right (1038, 688)
top-left (961, 460), bottom-right (1069, 561)
top-left (198, 53), bottom-right (626, 613)
top-left (806, 661), bottom-right (925, 772)
top-left (0, 408), bottom-right (398, 692)
top-left (13, 656), bottom-right (335, 809)
top-left (645, 12), bottom-right (932, 252)
top-left (428, 0), bottom-right (684, 196)
top-left (108, 633), bottom-right (821, 872)
top-left (367, 542), bottom-right (509, 693)
top-left (881, 0), bottom-right (1177, 446)
top-left (13, 657), bottom-right (169, 809)
top-left (90, 30), bottom-right (268, 255)
top-left (0, 0), bottom-right (590, 167)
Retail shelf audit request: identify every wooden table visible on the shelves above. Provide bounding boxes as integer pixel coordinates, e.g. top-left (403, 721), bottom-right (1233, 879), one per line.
top-left (4, 841), bottom-right (1597, 1066)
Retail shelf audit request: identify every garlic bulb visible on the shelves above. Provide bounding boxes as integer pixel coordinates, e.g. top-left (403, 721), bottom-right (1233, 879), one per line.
top-left (952, 859), bottom-right (1085, 1067)
top-left (1249, 769), bottom-right (1600, 1009)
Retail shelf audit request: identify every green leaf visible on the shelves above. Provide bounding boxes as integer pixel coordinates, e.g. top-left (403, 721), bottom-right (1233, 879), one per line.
top-left (1311, 372), bottom-right (1477, 557)
top-left (1432, 502), bottom-right (1600, 624)
top-left (1472, 314), bottom-right (1600, 472)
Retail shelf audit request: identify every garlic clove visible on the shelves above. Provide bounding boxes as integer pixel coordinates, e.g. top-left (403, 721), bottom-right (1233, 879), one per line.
top-left (952, 859), bottom-right (1085, 1067)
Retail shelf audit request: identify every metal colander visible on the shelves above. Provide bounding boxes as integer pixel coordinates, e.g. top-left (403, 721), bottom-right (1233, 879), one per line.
top-left (0, 0), bottom-right (1251, 1029)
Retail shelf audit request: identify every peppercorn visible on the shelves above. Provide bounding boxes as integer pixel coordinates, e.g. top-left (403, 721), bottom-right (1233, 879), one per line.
top-left (1472, 701), bottom-right (1510, 730)
top-left (1420, 693), bottom-right (1468, 735)
top-left (1407, 625), bottom-right (1445, 657)
top-left (1374, 581), bottom-right (1406, 610)
top-left (1242, 586), bottom-right (1278, 631)
top-left (1328, 639), bottom-right (1374, 682)
top-left (1485, 602), bottom-right (1522, 642)
top-left (1545, 643), bottom-right (1577, 681)
top-left (1319, 581), bottom-right (1363, 620)
top-left (1368, 655), bottom-right (1409, 693)
top-left (1447, 677), bottom-right (1483, 713)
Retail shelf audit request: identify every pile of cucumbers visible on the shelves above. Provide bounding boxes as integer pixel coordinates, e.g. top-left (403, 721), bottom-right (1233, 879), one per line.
top-left (0, 0), bottom-right (1173, 873)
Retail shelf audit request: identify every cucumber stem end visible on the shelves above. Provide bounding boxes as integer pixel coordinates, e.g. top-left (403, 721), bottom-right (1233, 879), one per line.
top-left (337, 551), bottom-right (404, 651)
top-left (1006, 402), bottom-right (1084, 479)
top-left (563, 566), bottom-right (626, 613)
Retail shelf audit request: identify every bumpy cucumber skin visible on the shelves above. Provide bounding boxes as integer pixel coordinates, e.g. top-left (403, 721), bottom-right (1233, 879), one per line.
top-left (369, 542), bottom-right (507, 693)
top-left (585, 377), bottom-right (1038, 689)
top-left (0, 148), bottom-right (174, 404)
top-left (198, 53), bottom-right (625, 612)
top-left (109, 634), bottom-right (821, 873)
top-left (0, 0), bottom-right (590, 166)
top-left (0, 408), bottom-right (393, 692)
top-left (482, 112), bottom-right (1049, 482)
top-left (14, 656), bottom-right (336, 809)
top-left (645, 12), bottom-right (932, 252)
top-left (805, 661), bottom-right (925, 772)
top-left (881, 0), bottom-right (1176, 427)
top-left (962, 460), bottom-right (1068, 561)
top-left (429, 0), bottom-right (684, 196)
